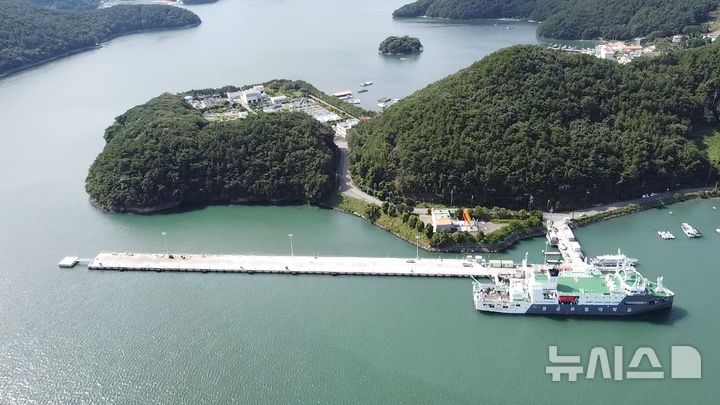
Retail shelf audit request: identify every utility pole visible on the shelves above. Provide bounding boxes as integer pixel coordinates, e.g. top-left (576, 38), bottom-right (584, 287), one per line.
top-left (584, 189), bottom-right (590, 208)
top-left (161, 232), bottom-right (169, 256)
top-left (288, 233), bottom-right (294, 257)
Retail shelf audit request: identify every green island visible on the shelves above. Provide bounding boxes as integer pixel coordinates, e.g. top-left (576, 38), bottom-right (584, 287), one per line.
top-left (28, 0), bottom-right (219, 10)
top-left (0, 0), bottom-right (201, 77)
top-left (85, 80), bottom-right (365, 213)
top-left (392, 0), bottom-right (719, 40)
top-left (86, 44), bottom-right (720, 252)
top-left (350, 43), bottom-right (720, 211)
top-left (378, 36), bottom-right (424, 55)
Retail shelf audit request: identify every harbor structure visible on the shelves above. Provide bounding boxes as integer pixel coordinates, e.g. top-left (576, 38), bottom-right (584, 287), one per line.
top-left (60, 218), bottom-right (674, 316)
top-left (69, 252), bottom-right (505, 278)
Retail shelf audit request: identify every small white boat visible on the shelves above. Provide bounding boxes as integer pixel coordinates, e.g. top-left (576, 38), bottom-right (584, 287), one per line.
top-left (657, 231), bottom-right (675, 240)
top-left (590, 249), bottom-right (638, 272)
top-left (349, 99), bottom-right (361, 104)
top-left (681, 222), bottom-right (702, 238)
top-left (360, 81), bottom-right (373, 87)
top-left (715, 228), bottom-right (720, 235)
top-left (377, 102), bottom-right (387, 109)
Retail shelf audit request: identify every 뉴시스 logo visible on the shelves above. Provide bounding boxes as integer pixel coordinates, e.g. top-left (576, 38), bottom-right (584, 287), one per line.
top-left (546, 345), bottom-right (701, 381)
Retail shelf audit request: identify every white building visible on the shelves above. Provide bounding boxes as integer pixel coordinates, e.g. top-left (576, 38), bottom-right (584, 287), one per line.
top-left (334, 119), bottom-right (360, 138)
top-left (595, 44), bottom-right (615, 60)
top-left (270, 95), bottom-right (288, 104)
top-left (226, 90), bottom-right (244, 101)
top-left (242, 89), bottom-right (266, 105)
top-left (431, 208), bottom-right (454, 233)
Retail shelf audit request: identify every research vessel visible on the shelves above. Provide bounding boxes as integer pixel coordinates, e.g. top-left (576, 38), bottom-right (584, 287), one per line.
top-left (472, 218), bottom-right (673, 316)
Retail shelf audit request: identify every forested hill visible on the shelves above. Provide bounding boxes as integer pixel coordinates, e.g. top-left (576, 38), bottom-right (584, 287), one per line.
top-left (392, 0), bottom-right (719, 40)
top-left (28, 0), bottom-right (219, 10)
top-left (86, 92), bottom-right (338, 213)
top-left (29, 0), bottom-right (99, 10)
top-left (0, 0), bottom-right (201, 77)
top-left (349, 44), bottom-right (720, 210)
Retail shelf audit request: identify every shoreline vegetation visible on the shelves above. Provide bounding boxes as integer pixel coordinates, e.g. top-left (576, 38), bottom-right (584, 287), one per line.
top-left (0, 0), bottom-right (202, 78)
top-left (0, 21), bottom-right (200, 79)
top-left (331, 189), bottom-right (720, 253)
top-left (392, 0), bottom-right (720, 40)
top-left (330, 194), bottom-right (546, 253)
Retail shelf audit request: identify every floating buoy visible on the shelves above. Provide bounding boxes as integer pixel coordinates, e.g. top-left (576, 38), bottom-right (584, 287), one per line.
top-left (669, 211), bottom-right (673, 215)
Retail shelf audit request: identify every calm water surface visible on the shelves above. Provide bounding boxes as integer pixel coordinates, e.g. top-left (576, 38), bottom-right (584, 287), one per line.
top-left (0, 0), bottom-right (718, 403)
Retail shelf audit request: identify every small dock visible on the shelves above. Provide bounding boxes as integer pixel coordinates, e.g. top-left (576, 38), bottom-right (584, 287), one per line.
top-left (68, 252), bottom-right (516, 278)
top-left (546, 218), bottom-right (586, 265)
top-left (58, 256), bottom-right (92, 268)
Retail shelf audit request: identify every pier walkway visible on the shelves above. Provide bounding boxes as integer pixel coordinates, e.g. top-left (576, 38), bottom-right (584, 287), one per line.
top-left (83, 252), bottom-right (502, 278)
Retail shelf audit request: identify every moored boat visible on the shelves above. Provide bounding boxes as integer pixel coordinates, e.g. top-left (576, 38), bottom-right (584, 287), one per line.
top-left (681, 222), bottom-right (702, 238)
top-left (472, 257), bottom-right (672, 316)
top-left (589, 249), bottom-right (638, 272)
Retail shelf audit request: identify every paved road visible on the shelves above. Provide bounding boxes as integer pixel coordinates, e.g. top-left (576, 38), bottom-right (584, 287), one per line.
top-left (334, 139), bottom-right (382, 205)
top-left (543, 186), bottom-right (715, 223)
top-left (332, 145), bottom-right (715, 222)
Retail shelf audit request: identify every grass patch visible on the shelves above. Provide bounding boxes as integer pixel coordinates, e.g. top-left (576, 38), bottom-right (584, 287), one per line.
top-left (703, 128), bottom-right (720, 167)
top-left (709, 10), bottom-right (720, 31)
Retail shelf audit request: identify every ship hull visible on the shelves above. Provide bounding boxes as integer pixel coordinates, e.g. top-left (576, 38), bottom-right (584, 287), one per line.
top-left (476, 296), bottom-right (673, 316)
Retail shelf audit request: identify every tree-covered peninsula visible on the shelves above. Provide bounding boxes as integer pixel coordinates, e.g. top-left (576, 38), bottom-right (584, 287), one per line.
top-left (0, 0), bottom-right (201, 77)
top-left (28, 0), bottom-right (219, 10)
top-left (392, 0), bottom-right (719, 40)
top-left (378, 36), bottom-right (424, 55)
top-left (86, 91), bottom-right (338, 213)
top-left (349, 43), bottom-right (720, 210)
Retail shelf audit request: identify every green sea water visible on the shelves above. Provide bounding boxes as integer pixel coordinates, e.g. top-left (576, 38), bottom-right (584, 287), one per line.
top-left (0, 0), bottom-right (718, 403)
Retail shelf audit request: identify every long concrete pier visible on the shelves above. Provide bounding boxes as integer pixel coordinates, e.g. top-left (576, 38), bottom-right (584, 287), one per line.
top-left (78, 252), bottom-right (512, 278)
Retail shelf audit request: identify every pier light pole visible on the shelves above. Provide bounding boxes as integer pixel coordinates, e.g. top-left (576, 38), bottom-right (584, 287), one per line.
top-left (415, 236), bottom-right (420, 260)
top-left (288, 233), bottom-right (294, 257)
top-left (161, 232), bottom-right (169, 256)
top-left (585, 189), bottom-right (590, 208)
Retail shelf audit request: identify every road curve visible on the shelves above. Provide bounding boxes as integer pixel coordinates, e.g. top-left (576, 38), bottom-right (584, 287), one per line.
top-left (334, 139), bottom-right (382, 206)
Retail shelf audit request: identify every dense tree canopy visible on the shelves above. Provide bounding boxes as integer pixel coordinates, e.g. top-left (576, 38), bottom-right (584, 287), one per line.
top-left (86, 92), bottom-right (338, 212)
top-left (0, 0), bottom-right (200, 76)
top-left (349, 44), bottom-right (720, 210)
top-left (378, 36), bottom-right (424, 55)
top-left (27, 0), bottom-right (219, 10)
top-left (392, 0), bottom-right (719, 40)
top-left (29, 0), bottom-right (98, 9)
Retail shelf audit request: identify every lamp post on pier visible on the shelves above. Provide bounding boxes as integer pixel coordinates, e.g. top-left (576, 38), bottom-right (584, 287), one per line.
top-left (415, 235), bottom-right (420, 260)
top-left (288, 233), bottom-right (294, 257)
top-left (161, 232), bottom-right (169, 256)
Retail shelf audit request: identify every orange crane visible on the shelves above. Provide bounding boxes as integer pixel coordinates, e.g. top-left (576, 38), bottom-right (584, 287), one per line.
top-left (463, 208), bottom-right (473, 228)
